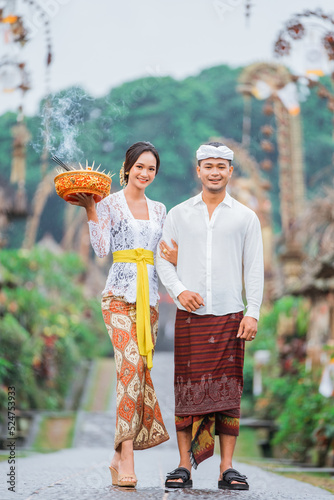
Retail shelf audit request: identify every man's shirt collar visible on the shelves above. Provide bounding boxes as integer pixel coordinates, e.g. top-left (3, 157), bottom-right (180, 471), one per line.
top-left (192, 191), bottom-right (232, 208)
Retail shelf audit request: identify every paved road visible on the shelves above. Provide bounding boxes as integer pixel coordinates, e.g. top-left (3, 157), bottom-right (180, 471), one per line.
top-left (0, 353), bottom-right (333, 500)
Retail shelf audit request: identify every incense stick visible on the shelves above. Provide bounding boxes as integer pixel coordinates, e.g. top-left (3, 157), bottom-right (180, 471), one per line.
top-left (52, 156), bottom-right (113, 178)
top-left (51, 155), bottom-right (72, 171)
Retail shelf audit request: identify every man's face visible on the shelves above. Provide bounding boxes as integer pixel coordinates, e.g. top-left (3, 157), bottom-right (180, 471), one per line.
top-left (197, 157), bottom-right (233, 193)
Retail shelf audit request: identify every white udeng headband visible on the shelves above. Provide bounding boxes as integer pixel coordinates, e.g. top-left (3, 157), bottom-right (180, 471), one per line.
top-left (196, 144), bottom-right (234, 161)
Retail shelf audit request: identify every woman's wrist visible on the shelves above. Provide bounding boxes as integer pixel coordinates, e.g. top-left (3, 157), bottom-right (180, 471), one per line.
top-left (86, 206), bottom-right (98, 223)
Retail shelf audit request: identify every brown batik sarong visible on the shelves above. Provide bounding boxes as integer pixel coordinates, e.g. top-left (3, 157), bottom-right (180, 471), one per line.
top-left (174, 309), bottom-right (244, 467)
top-left (101, 294), bottom-right (170, 450)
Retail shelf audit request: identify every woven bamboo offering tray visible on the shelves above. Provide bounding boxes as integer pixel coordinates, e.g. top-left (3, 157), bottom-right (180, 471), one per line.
top-left (54, 159), bottom-right (112, 203)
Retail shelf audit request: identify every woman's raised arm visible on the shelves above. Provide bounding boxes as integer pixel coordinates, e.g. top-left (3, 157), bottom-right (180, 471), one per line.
top-left (67, 193), bottom-right (98, 222)
top-left (68, 193), bottom-right (112, 258)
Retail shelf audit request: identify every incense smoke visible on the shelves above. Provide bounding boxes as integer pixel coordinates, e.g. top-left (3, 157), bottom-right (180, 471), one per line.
top-left (38, 87), bottom-right (92, 163)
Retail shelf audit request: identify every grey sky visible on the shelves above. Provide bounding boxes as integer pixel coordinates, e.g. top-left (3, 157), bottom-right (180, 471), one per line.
top-left (1, 0), bottom-right (334, 115)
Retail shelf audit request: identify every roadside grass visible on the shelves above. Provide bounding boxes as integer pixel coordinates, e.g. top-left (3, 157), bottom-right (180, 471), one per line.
top-left (247, 459), bottom-right (334, 495)
top-left (0, 358), bottom-right (114, 457)
top-left (234, 427), bottom-right (262, 459)
top-left (275, 471), bottom-right (334, 495)
top-left (33, 414), bottom-right (75, 452)
top-left (216, 428), bottom-right (334, 494)
top-left (82, 358), bottom-right (115, 412)
top-left (29, 358), bottom-right (114, 452)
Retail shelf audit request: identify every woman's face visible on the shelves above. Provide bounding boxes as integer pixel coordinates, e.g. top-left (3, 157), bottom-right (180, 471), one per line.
top-left (127, 151), bottom-right (157, 190)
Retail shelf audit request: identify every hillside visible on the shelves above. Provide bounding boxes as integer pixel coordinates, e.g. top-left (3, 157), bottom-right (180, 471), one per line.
top-left (0, 64), bottom-right (333, 247)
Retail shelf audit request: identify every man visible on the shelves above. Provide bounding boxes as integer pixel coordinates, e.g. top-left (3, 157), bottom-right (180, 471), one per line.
top-left (157, 142), bottom-right (264, 491)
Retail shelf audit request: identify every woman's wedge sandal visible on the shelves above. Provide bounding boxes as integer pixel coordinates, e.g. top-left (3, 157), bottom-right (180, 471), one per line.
top-left (117, 474), bottom-right (137, 488)
top-left (109, 466), bottom-right (118, 486)
top-left (218, 468), bottom-right (249, 490)
top-left (165, 467), bottom-right (192, 489)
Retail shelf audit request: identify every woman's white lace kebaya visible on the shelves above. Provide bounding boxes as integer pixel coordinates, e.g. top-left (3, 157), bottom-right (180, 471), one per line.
top-left (87, 189), bottom-right (166, 306)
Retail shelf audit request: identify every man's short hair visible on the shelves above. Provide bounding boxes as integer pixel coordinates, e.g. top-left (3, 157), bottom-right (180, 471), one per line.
top-left (198, 142), bottom-right (232, 166)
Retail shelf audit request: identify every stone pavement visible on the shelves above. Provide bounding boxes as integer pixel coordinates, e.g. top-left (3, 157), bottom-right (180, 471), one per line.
top-left (0, 353), bottom-right (333, 500)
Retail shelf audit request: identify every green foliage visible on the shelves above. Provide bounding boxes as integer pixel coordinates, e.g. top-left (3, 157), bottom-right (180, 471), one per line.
top-left (2, 64), bottom-right (332, 246)
top-left (272, 374), bottom-right (328, 463)
top-left (253, 296), bottom-right (310, 418)
top-left (241, 352), bottom-right (254, 417)
top-left (0, 69), bottom-right (331, 244)
top-left (0, 313), bottom-right (43, 409)
top-left (250, 296), bottom-right (334, 465)
top-left (251, 296), bottom-right (309, 354)
top-left (0, 247), bottom-right (110, 410)
top-left (243, 352), bottom-right (254, 398)
top-left (255, 374), bottom-right (295, 421)
top-left (243, 296), bottom-right (310, 418)
top-left (301, 76), bottom-right (334, 194)
top-left (315, 403), bottom-right (334, 442)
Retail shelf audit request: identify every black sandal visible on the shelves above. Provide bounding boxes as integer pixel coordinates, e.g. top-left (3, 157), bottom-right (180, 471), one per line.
top-left (165, 467), bottom-right (193, 489)
top-left (218, 468), bottom-right (249, 490)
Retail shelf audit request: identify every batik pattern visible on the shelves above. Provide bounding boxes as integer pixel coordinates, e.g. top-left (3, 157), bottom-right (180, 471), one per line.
top-left (174, 310), bottom-right (245, 416)
top-left (175, 411), bottom-right (240, 467)
top-left (101, 294), bottom-right (169, 450)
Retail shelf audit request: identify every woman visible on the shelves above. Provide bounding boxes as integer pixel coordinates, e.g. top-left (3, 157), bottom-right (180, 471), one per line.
top-left (69, 142), bottom-right (176, 488)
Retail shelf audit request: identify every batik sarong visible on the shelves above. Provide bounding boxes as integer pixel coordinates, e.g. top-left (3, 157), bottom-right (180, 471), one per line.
top-left (101, 294), bottom-right (170, 450)
top-left (176, 411), bottom-right (240, 468)
top-left (174, 309), bottom-right (244, 467)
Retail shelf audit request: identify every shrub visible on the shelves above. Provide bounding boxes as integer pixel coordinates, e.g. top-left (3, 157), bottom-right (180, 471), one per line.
top-left (272, 374), bottom-right (327, 463)
top-left (0, 248), bottom-right (111, 410)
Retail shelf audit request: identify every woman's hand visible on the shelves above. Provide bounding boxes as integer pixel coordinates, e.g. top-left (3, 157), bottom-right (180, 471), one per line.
top-left (67, 193), bottom-right (98, 222)
top-left (159, 239), bottom-right (178, 266)
top-left (67, 192), bottom-right (95, 209)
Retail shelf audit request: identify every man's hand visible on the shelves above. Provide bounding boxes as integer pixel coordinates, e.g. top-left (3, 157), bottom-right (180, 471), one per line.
top-left (236, 316), bottom-right (258, 341)
top-left (177, 290), bottom-right (204, 312)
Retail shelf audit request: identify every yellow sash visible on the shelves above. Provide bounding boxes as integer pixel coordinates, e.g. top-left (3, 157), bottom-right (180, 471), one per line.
top-left (112, 248), bottom-right (154, 369)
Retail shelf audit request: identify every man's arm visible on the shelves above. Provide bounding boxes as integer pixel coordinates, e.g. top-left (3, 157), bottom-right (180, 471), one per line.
top-left (156, 209), bottom-right (186, 300)
top-left (237, 213), bottom-right (264, 341)
top-left (243, 213), bottom-right (264, 320)
top-left (156, 210), bottom-right (204, 312)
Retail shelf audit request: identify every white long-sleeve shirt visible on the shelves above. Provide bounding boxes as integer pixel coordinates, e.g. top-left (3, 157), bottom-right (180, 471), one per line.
top-left (156, 191), bottom-right (264, 320)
